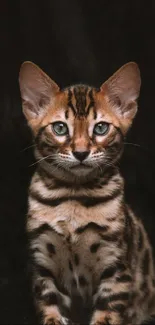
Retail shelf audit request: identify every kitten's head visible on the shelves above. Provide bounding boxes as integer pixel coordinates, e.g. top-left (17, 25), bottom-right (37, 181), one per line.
top-left (19, 62), bottom-right (141, 179)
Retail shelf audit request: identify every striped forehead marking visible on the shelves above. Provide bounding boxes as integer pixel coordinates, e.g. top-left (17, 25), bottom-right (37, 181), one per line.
top-left (67, 85), bottom-right (97, 118)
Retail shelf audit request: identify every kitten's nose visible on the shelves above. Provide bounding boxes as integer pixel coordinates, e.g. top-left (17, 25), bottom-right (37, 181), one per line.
top-left (73, 151), bottom-right (90, 162)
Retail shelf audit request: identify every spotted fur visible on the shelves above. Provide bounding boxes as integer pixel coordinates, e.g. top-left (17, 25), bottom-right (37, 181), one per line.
top-left (19, 61), bottom-right (155, 325)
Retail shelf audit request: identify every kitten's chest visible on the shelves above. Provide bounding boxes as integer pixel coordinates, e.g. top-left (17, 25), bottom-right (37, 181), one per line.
top-left (29, 191), bottom-right (124, 302)
top-left (29, 195), bottom-right (121, 238)
top-left (29, 169), bottom-right (123, 236)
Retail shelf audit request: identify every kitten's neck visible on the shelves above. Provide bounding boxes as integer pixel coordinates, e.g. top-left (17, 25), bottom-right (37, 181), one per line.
top-left (38, 160), bottom-right (121, 187)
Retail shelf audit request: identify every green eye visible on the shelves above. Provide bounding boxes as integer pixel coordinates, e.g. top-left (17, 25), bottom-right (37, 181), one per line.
top-left (93, 122), bottom-right (109, 135)
top-left (52, 122), bottom-right (68, 136)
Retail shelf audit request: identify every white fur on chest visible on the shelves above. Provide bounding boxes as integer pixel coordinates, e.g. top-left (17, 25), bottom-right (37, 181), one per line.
top-left (28, 171), bottom-right (123, 234)
top-left (28, 195), bottom-right (122, 236)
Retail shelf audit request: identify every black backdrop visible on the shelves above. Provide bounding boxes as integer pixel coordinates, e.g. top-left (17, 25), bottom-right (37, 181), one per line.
top-left (0, 1), bottom-right (155, 324)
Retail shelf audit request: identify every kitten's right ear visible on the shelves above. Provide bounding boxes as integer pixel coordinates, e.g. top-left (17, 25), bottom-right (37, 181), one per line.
top-left (100, 62), bottom-right (141, 131)
top-left (19, 61), bottom-right (59, 122)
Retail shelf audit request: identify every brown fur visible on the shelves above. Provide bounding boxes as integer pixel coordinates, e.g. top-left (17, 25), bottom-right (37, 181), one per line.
top-left (19, 62), bottom-right (155, 325)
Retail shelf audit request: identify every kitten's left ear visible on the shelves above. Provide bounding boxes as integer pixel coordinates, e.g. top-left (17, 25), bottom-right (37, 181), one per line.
top-left (19, 61), bottom-right (59, 123)
top-left (100, 62), bottom-right (141, 123)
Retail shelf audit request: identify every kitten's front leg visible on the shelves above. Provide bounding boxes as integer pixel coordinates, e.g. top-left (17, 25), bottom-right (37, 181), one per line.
top-left (90, 263), bottom-right (133, 325)
top-left (28, 224), bottom-right (72, 325)
top-left (33, 272), bottom-right (71, 325)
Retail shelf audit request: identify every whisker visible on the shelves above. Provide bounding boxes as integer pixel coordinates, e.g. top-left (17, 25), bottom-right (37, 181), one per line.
top-left (21, 144), bottom-right (36, 152)
top-left (123, 142), bottom-right (142, 149)
top-left (104, 159), bottom-right (116, 168)
top-left (95, 162), bottom-right (103, 173)
top-left (28, 154), bottom-right (54, 167)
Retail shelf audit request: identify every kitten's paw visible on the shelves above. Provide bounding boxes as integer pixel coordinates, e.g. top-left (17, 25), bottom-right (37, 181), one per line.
top-left (42, 305), bottom-right (71, 325)
top-left (90, 310), bottom-right (123, 325)
top-left (90, 311), bottom-right (109, 325)
top-left (91, 321), bottom-right (109, 325)
top-left (44, 316), bottom-right (70, 325)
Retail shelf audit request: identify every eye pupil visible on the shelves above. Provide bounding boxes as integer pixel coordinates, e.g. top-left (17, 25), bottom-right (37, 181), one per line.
top-left (93, 122), bottom-right (109, 135)
top-left (52, 122), bottom-right (68, 136)
top-left (59, 124), bottom-right (63, 131)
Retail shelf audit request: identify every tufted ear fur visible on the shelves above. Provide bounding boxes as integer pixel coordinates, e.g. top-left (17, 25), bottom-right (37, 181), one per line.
top-left (100, 62), bottom-right (141, 124)
top-left (19, 61), bottom-right (59, 122)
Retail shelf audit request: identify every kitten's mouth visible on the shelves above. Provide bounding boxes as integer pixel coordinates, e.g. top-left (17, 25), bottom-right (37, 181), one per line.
top-left (70, 163), bottom-right (92, 170)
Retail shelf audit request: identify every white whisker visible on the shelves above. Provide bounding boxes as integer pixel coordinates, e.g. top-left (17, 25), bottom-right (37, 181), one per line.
top-left (21, 144), bottom-right (36, 152)
top-left (28, 154), bottom-right (54, 167)
top-left (123, 142), bottom-right (141, 148)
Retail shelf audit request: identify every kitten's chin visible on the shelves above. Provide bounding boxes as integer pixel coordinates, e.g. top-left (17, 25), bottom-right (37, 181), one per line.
top-left (69, 164), bottom-right (93, 176)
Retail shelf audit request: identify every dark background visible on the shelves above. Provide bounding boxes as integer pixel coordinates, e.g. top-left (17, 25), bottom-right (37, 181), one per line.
top-left (0, 0), bottom-right (155, 324)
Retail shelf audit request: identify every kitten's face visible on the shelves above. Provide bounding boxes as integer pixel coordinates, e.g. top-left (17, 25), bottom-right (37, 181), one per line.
top-left (19, 62), bottom-right (141, 178)
top-left (34, 86), bottom-right (123, 175)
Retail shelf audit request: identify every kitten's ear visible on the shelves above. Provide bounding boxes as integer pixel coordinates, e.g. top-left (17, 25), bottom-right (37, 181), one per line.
top-left (19, 61), bottom-right (59, 121)
top-left (100, 62), bottom-right (141, 122)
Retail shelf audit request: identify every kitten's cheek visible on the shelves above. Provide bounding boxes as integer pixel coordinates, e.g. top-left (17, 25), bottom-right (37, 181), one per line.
top-left (95, 136), bottom-right (103, 144)
top-left (54, 136), bottom-right (66, 144)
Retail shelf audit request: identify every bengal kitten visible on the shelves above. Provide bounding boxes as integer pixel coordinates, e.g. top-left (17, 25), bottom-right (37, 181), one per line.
top-left (19, 62), bottom-right (155, 325)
